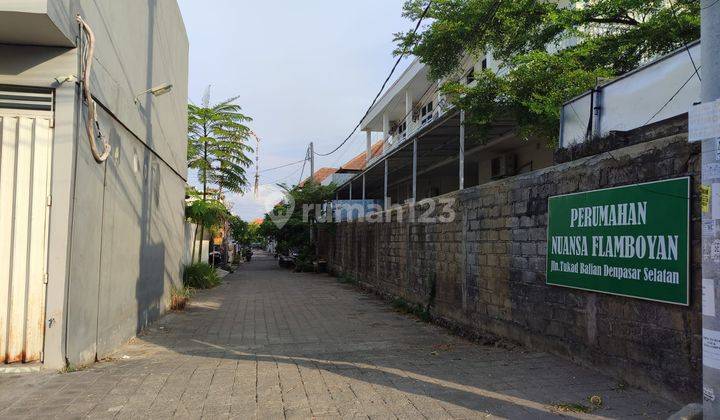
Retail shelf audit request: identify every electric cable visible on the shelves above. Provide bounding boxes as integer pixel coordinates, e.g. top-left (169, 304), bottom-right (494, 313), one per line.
top-left (325, 0), bottom-right (503, 166)
top-left (297, 151), bottom-right (309, 185)
top-left (264, 164), bottom-right (305, 186)
top-left (313, 0), bottom-right (434, 157)
top-left (259, 158), bottom-right (307, 173)
top-left (644, 65), bottom-right (700, 125)
top-left (703, 0), bottom-right (720, 10)
top-left (668, 0), bottom-right (702, 82)
top-left (77, 15), bottom-right (111, 163)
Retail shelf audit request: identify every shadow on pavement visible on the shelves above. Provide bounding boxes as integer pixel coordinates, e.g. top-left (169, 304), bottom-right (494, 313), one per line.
top-left (134, 251), bottom-right (676, 419)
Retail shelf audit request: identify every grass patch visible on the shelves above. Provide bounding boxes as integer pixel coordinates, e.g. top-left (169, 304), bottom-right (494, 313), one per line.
top-left (552, 396), bottom-right (602, 414)
top-left (60, 363), bottom-right (90, 374)
top-left (552, 403), bottom-right (592, 414)
top-left (183, 262), bottom-right (220, 289)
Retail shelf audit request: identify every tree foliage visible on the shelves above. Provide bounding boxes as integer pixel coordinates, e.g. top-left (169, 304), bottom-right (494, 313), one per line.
top-left (185, 198), bottom-right (230, 263)
top-left (229, 216), bottom-right (261, 245)
top-left (395, 0), bottom-right (700, 143)
top-left (187, 87), bottom-right (254, 197)
top-left (259, 181), bottom-right (336, 261)
top-left (187, 87), bottom-right (253, 262)
top-left (185, 199), bottom-right (229, 236)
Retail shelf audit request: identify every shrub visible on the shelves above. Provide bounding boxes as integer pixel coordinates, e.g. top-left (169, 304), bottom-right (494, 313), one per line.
top-left (170, 285), bottom-right (193, 311)
top-left (183, 263), bottom-right (221, 289)
top-left (293, 245), bottom-right (316, 272)
top-left (294, 258), bottom-right (314, 272)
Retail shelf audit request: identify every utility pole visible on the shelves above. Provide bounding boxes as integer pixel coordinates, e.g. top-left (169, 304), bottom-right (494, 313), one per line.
top-left (309, 142), bottom-right (315, 181)
top-left (702, 0), bottom-right (720, 415)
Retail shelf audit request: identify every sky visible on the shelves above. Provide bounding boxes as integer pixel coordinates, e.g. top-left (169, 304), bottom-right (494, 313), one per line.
top-left (177, 0), bottom-right (414, 221)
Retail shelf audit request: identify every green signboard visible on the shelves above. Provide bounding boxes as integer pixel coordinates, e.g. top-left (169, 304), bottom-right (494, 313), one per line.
top-left (546, 177), bottom-right (690, 305)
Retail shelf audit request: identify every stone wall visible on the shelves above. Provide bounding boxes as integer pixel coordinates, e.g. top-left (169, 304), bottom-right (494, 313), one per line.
top-left (323, 130), bottom-right (701, 403)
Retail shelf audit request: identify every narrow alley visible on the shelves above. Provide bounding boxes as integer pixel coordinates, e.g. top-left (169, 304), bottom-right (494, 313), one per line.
top-left (0, 253), bottom-right (679, 418)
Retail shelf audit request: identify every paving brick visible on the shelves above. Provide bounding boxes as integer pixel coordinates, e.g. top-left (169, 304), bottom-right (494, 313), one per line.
top-left (325, 134), bottom-right (702, 403)
top-left (0, 253), bottom-right (681, 419)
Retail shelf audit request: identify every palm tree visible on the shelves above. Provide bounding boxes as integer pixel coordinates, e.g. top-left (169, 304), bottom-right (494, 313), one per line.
top-left (188, 87), bottom-right (253, 260)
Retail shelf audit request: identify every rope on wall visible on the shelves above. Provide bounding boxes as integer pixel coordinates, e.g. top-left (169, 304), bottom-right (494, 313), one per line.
top-left (76, 14), bottom-right (111, 163)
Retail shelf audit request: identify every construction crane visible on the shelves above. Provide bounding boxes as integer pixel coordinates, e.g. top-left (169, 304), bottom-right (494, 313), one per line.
top-left (249, 131), bottom-right (260, 198)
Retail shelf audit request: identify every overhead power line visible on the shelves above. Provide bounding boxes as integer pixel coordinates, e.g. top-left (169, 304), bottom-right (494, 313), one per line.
top-left (644, 65), bottom-right (701, 125)
top-left (264, 163), bottom-right (305, 186)
top-left (298, 149), bottom-right (309, 185)
top-left (667, 0), bottom-right (701, 82)
top-left (259, 158), bottom-right (307, 173)
top-left (313, 0), bottom-right (435, 157)
top-left (702, 0), bottom-right (720, 10)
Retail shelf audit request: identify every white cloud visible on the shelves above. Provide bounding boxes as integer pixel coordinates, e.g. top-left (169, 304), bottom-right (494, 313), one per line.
top-left (226, 184), bottom-right (286, 221)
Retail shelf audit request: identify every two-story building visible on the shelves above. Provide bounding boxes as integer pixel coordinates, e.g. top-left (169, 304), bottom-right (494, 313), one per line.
top-left (333, 54), bottom-right (555, 213)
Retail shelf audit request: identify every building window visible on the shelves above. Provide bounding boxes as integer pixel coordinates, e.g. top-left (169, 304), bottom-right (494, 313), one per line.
top-left (421, 101), bottom-right (434, 125)
top-left (421, 101), bottom-right (433, 116)
top-left (481, 58), bottom-right (488, 70)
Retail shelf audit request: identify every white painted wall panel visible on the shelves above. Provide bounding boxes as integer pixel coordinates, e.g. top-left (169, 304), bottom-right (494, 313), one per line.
top-left (561, 42), bottom-right (701, 146)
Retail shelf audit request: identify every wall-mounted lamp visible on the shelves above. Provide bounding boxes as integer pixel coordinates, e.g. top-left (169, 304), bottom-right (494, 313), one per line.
top-left (134, 83), bottom-right (174, 104)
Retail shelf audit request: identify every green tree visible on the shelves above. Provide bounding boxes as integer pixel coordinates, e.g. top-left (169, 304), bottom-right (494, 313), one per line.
top-left (229, 216), bottom-right (261, 245)
top-left (395, 0), bottom-right (700, 144)
top-left (229, 216), bottom-right (249, 245)
top-left (185, 199), bottom-right (229, 263)
top-left (258, 181), bottom-right (336, 270)
top-left (188, 87), bottom-right (253, 254)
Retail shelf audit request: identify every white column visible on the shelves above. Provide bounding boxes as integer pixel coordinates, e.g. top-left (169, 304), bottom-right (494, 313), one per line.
top-left (349, 182), bottom-right (353, 200)
top-left (405, 90), bottom-right (413, 133)
top-left (382, 113), bottom-right (390, 150)
top-left (366, 131), bottom-right (372, 166)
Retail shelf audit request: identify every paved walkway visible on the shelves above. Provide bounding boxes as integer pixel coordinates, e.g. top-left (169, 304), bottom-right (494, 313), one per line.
top-left (0, 252), bottom-right (678, 419)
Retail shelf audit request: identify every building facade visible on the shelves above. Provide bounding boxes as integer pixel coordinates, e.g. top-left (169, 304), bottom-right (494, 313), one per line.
top-left (0, 0), bottom-right (188, 369)
top-left (334, 54), bottom-right (555, 215)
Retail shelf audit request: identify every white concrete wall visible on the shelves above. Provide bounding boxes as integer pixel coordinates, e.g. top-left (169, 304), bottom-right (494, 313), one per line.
top-left (561, 42), bottom-right (701, 146)
top-left (184, 223), bottom-right (210, 266)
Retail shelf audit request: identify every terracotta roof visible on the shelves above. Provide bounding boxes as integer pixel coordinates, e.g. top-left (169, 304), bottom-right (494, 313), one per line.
top-left (300, 167), bottom-right (338, 186)
top-left (338, 140), bottom-right (385, 172)
top-left (251, 218), bottom-right (264, 225)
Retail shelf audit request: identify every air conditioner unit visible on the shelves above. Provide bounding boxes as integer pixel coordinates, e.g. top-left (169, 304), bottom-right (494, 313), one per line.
top-left (490, 154), bottom-right (517, 179)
